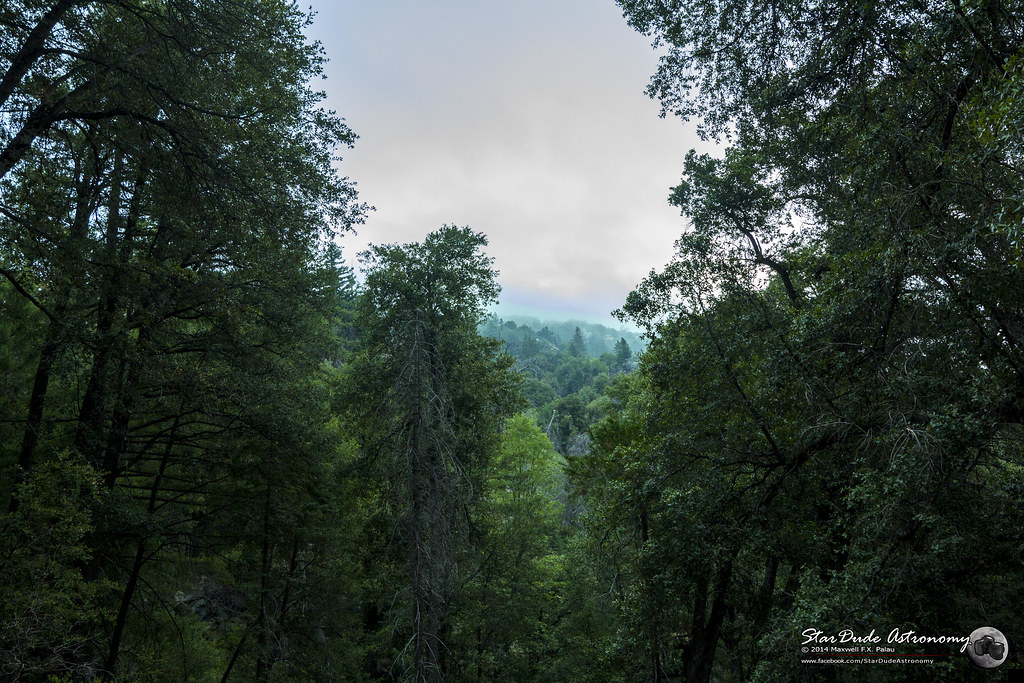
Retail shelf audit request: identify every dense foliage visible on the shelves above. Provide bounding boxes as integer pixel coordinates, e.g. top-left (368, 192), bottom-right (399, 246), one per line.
top-left (565, 0), bottom-right (1024, 680)
top-left (1, 2), bottom-right (367, 680)
top-left (480, 316), bottom-right (640, 454)
top-left (3, 0), bottom-right (1023, 681)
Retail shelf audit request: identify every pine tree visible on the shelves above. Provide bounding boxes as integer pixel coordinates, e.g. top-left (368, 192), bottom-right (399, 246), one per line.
top-left (346, 226), bottom-right (522, 681)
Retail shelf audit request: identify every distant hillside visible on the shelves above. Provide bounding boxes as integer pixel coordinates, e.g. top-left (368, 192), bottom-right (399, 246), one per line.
top-left (479, 315), bottom-right (646, 359)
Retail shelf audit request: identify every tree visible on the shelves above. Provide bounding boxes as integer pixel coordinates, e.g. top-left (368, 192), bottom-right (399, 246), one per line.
top-left (576, 0), bottom-right (1024, 679)
top-left (568, 326), bottom-right (586, 357)
top-left (1, 1), bottom-right (356, 184)
top-left (346, 226), bottom-right (522, 681)
top-left (1, 2), bottom-right (365, 678)
top-left (613, 337), bottom-right (632, 370)
top-left (455, 413), bottom-right (564, 681)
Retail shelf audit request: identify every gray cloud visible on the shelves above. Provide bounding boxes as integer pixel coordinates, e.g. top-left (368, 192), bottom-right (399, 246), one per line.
top-left (305, 0), bottom-right (716, 321)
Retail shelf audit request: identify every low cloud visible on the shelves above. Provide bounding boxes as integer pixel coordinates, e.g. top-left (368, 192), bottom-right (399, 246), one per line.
top-left (307, 0), bottom-right (717, 317)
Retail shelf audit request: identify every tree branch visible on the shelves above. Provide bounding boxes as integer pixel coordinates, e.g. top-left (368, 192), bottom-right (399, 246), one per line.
top-left (0, 0), bottom-right (81, 111)
top-left (0, 267), bottom-right (55, 320)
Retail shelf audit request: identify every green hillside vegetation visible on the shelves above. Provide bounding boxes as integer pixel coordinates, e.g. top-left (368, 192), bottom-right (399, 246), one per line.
top-left (480, 315), bottom-right (645, 359)
top-left (480, 316), bottom-right (640, 454)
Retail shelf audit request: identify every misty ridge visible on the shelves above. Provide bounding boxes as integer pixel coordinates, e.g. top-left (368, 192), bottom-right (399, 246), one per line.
top-left (480, 315), bottom-right (645, 359)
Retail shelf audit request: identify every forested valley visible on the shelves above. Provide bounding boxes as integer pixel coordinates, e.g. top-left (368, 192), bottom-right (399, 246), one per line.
top-left (2, 0), bottom-right (1024, 681)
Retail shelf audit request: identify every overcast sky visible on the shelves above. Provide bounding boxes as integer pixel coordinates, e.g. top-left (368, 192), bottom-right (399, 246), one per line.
top-left (303, 1), bottom-right (714, 324)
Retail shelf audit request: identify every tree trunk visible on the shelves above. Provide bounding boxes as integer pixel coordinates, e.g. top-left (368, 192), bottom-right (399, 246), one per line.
top-left (102, 410), bottom-right (180, 677)
top-left (8, 154), bottom-right (100, 512)
top-left (683, 560), bottom-right (734, 683)
top-left (255, 487), bottom-right (274, 683)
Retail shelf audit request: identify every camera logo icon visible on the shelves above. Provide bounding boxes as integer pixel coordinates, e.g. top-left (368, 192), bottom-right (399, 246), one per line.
top-left (967, 627), bottom-right (1008, 669)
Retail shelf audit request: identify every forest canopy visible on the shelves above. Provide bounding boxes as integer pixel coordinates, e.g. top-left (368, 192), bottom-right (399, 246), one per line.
top-left (2, 0), bottom-right (1024, 681)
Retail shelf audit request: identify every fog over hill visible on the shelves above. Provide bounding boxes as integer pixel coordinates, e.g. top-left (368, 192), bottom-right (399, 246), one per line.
top-left (489, 301), bottom-right (643, 334)
top-left (480, 313), bottom-right (646, 359)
